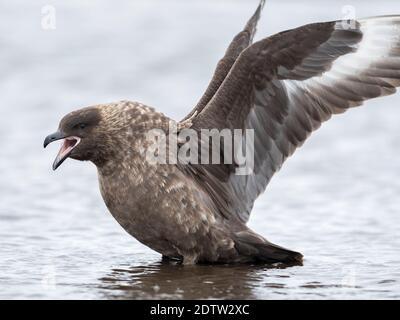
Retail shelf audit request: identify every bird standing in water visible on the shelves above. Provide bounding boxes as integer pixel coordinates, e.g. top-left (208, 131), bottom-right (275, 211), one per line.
top-left (44, 1), bottom-right (400, 264)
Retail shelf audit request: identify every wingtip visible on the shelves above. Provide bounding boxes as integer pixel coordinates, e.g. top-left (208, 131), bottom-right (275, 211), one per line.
top-left (244, 0), bottom-right (266, 36)
top-left (254, 0), bottom-right (266, 18)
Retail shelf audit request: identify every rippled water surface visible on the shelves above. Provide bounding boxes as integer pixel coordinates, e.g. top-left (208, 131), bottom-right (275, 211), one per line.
top-left (1, 0), bottom-right (400, 299)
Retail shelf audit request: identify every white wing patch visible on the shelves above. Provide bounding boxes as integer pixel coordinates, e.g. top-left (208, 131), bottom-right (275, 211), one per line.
top-left (284, 17), bottom-right (400, 114)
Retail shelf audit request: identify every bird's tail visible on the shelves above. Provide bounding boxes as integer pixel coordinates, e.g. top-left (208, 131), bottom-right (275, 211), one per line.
top-left (233, 230), bottom-right (303, 265)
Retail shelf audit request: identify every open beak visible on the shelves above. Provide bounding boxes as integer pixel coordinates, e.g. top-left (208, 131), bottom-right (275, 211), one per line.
top-left (44, 131), bottom-right (81, 170)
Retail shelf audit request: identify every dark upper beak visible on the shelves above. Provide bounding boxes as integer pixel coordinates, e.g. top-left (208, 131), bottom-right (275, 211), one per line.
top-left (44, 131), bottom-right (68, 171)
top-left (43, 131), bottom-right (66, 148)
top-left (44, 131), bottom-right (81, 170)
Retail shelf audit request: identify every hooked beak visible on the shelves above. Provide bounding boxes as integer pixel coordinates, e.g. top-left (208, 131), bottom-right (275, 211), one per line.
top-left (44, 131), bottom-right (81, 170)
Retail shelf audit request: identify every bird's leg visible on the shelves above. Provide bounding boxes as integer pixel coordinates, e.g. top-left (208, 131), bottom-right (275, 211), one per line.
top-left (182, 254), bottom-right (199, 265)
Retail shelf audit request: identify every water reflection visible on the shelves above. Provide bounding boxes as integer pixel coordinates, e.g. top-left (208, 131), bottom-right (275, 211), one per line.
top-left (98, 261), bottom-right (287, 299)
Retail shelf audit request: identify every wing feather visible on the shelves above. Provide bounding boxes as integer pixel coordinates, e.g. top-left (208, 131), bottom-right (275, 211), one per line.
top-left (180, 16), bottom-right (400, 223)
top-left (182, 0), bottom-right (265, 122)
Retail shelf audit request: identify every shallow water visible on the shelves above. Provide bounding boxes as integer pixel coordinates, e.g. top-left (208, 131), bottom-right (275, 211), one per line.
top-left (0, 0), bottom-right (400, 299)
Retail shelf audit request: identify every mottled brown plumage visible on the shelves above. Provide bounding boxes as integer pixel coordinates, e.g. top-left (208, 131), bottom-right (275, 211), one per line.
top-left (44, 1), bottom-right (400, 264)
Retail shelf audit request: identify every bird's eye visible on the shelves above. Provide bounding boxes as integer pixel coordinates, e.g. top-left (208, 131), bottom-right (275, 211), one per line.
top-left (78, 123), bottom-right (86, 129)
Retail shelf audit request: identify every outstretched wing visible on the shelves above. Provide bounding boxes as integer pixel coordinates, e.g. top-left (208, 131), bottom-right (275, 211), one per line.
top-left (180, 16), bottom-right (400, 223)
top-left (182, 0), bottom-right (265, 122)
